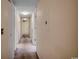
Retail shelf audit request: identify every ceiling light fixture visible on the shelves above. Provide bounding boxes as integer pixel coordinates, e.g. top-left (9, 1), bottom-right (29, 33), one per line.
top-left (21, 11), bottom-right (30, 15)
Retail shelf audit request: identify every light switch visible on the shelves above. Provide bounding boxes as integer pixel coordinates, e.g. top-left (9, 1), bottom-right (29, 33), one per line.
top-left (45, 21), bottom-right (47, 24)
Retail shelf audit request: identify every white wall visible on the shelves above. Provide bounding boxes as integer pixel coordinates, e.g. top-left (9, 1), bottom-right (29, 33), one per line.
top-left (36, 0), bottom-right (77, 59)
top-left (31, 9), bottom-right (37, 45)
top-left (31, 12), bottom-right (35, 44)
top-left (15, 10), bottom-right (20, 48)
top-left (31, 11), bottom-right (37, 45)
top-left (9, 3), bottom-right (15, 59)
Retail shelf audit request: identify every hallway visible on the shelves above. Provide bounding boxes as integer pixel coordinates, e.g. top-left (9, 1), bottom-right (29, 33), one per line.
top-left (2, 0), bottom-right (38, 59)
top-left (13, 0), bottom-right (38, 59)
top-left (1, 0), bottom-right (78, 59)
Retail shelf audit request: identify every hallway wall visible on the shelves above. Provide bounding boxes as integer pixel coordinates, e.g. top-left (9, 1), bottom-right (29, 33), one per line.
top-left (15, 10), bottom-right (20, 48)
top-left (36, 0), bottom-right (77, 59)
top-left (9, 3), bottom-right (15, 59)
top-left (1, 0), bottom-right (12, 59)
top-left (31, 12), bottom-right (36, 45)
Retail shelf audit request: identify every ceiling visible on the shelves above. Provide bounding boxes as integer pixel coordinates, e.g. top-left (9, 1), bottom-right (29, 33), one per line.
top-left (12, 0), bottom-right (37, 13)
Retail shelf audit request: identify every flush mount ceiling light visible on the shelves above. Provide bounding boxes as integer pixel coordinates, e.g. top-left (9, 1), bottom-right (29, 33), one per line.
top-left (21, 11), bottom-right (30, 15)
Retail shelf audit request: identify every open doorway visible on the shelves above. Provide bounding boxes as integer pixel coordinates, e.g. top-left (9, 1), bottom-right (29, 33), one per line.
top-left (11, 0), bottom-right (38, 59)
